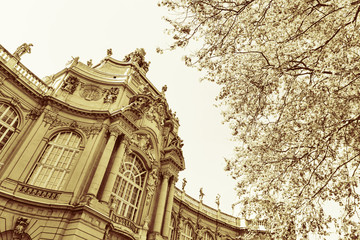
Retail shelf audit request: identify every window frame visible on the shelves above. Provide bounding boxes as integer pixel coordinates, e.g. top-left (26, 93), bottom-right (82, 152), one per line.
top-left (0, 102), bottom-right (20, 151)
top-left (180, 223), bottom-right (194, 240)
top-left (27, 131), bottom-right (83, 190)
top-left (111, 152), bottom-right (147, 222)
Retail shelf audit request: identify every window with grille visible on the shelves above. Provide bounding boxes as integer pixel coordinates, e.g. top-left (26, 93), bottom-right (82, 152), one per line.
top-left (204, 231), bottom-right (214, 240)
top-left (180, 223), bottom-right (193, 240)
top-left (0, 103), bottom-right (19, 151)
top-left (27, 131), bottom-right (82, 190)
top-left (111, 153), bottom-right (147, 221)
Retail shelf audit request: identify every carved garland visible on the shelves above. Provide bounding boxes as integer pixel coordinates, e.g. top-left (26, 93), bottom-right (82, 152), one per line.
top-left (43, 111), bottom-right (103, 138)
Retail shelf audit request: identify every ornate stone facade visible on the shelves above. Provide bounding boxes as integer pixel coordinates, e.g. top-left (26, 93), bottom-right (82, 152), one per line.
top-left (0, 44), bottom-right (267, 240)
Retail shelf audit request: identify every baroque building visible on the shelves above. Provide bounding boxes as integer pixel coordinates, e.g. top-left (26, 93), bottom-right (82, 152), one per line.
top-left (0, 44), bottom-right (266, 240)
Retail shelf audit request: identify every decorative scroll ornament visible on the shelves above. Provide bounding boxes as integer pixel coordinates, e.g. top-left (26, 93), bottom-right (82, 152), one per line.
top-left (145, 168), bottom-right (158, 205)
top-left (123, 48), bottom-right (150, 73)
top-left (61, 76), bottom-right (79, 94)
top-left (13, 43), bottom-right (33, 60)
top-left (103, 87), bottom-right (119, 103)
top-left (13, 217), bottom-right (30, 238)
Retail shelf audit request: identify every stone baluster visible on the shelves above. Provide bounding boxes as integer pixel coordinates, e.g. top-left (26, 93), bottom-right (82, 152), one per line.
top-left (100, 136), bottom-right (129, 202)
top-left (88, 127), bottom-right (120, 197)
top-left (162, 176), bottom-right (177, 237)
top-left (152, 171), bottom-right (171, 234)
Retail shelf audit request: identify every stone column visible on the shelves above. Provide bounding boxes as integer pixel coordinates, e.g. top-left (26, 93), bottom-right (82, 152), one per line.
top-left (100, 136), bottom-right (128, 202)
top-left (152, 171), bottom-right (171, 234)
top-left (162, 177), bottom-right (176, 237)
top-left (87, 127), bottom-right (119, 197)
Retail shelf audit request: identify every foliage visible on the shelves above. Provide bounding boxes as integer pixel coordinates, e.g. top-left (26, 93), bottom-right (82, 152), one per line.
top-left (159, 0), bottom-right (360, 239)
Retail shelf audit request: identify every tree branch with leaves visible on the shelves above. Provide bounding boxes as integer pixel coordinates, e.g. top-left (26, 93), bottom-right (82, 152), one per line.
top-left (160, 0), bottom-right (360, 239)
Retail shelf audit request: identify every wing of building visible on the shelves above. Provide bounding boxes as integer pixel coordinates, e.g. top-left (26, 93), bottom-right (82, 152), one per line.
top-left (0, 44), bottom-right (268, 240)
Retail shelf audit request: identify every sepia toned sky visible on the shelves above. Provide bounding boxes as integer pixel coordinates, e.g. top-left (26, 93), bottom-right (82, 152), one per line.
top-left (2, 0), bottom-right (238, 214)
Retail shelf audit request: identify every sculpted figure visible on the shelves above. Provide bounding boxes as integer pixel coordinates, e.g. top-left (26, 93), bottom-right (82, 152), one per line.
top-left (104, 87), bottom-right (119, 103)
top-left (199, 187), bottom-right (205, 202)
top-left (145, 168), bottom-right (158, 205)
top-left (13, 43), bottom-right (33, 60)
top-left (107, 48), bottom-right (113, 56)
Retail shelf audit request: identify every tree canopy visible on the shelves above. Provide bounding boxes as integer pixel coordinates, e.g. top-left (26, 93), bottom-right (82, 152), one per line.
top-left (159, 0), bottom-right (360, 239)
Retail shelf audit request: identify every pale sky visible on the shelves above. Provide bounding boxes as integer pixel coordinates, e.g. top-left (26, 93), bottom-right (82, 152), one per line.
top-left (2, 0), bottom-right (238, 214)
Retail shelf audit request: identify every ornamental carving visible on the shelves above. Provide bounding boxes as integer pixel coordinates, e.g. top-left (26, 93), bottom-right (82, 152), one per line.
top-left (43, 111), bottom-right (99, 138)
top-left (168, 135), bottom-right (184, 149)
top-left (145, 168), bottom-right (158, 205)
top-left (13, 217), bottom-right (30, 239)
top-left (13, 43), bottom-right (33, 60)
top-left (130, 133), bottom-right (155, 162)
top-left (80, 85), bottom-right (102, 101)
top-left (104, 87), bottom-right (119, 103)
top-left (123, 48), bottom-right (150, 73)
top-left (61, 76), bottom-right (79, 94)
top-left (145, 102), bottom-right (167, 127)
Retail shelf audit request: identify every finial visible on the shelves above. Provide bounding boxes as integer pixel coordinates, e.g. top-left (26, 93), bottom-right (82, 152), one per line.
top-left (13, 43), bottom-right (33, 60)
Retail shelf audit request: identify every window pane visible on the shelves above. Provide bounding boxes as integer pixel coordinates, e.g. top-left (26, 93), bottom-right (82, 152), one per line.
top-left (111, 153), bottom-right (146, 221)
top-left (0, 103), bottom-right (19, 151)
top-left (27, 131), bottom-right (81, 190)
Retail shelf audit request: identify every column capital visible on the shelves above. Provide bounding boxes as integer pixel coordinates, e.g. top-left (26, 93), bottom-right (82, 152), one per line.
top-left (160, 170), bottom-right (172, 179)
top-left (108, 125), bottom-right (121, 137)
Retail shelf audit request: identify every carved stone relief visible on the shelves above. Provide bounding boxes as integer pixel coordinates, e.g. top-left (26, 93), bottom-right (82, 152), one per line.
top-left (43, 111), bottom-right (103, 138)
top-left (61, 76), bottom-right (79, 94)
top-left (123, 48), bottom-right (150, 73)
top-left (130, 133), bottom-right (155, 163)
top-left (104, 87), bottom-right (119, 103)
top-left (80, 85), bottom-right (102, 101)
top-left (145, 168), bottom-right (158, 206)
top-left (13, 217), bottom-right (30, 239)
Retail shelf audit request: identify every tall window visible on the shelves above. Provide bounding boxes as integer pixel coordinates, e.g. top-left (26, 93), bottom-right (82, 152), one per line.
top-left (180, 223), bottom-right (193, 240)
top-left (0, 103), bottom-right (19, 151)
top-left (28, 131), bottom-right (82, 190)
top-left (169, 216), bottom-right (176, 240)
top-left (204, 232), bottom-right (214, 240)
top-left (111, 153), bottom-right (146, 221)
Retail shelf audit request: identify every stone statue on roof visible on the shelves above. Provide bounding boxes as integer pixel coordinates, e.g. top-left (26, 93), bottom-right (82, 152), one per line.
top-left (13, 43), bottom-right (33, 60)
top-left (123, 48), bottom-right (150, 73)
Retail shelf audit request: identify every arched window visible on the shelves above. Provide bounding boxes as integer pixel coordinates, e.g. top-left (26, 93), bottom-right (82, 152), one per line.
top-left (27, 131), bottom-right (82, 190)
top-left (204, 231), bottom-right (214, 240)
top-left (169, 216), bottom-right (176, 240)
top-left (180, 223), bottom-right (193, 240)
top-left (111, 153), bottom-right (146, 221)
top-left (0, 103), bottom-right (19, 151)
